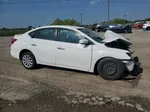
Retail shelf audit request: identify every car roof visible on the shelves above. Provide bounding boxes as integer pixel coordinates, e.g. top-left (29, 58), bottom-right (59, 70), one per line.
top-left (36, 25), bottom-right (84, 30)
top-left (26, 25), bottom-right (85, 34)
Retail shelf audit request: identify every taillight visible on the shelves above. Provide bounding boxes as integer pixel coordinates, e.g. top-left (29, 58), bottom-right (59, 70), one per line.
top-left (11, 38), bottom-right (17, 44)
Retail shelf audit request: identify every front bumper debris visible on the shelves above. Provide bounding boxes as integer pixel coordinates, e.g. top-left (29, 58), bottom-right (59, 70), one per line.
top-left (130, 57), bottom-right (143, 76)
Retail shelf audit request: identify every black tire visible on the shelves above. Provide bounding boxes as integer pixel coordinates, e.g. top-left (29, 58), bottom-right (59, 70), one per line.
top-left (125, 29), bottom-right (132, 33)
top-left (146, 27), bottom-right (150, 30)
top-left (97, 58), bottom-right (124, 80)
top-left (92, 28), bottom-right (95, 31)
top-left (124, 29), bottom-right (128, 33)
top-left (95, 29), bottom-right (100, 32)
top-left (21, 52), bottom-right (36, 69)
top-left (128, 29), bottom-right (132, 33)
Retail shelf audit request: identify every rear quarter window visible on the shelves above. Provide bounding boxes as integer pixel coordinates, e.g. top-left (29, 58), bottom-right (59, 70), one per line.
top-left (29, 31), bottom-right (35, 38)
top-left (28, 28), bottom-right (56, 40)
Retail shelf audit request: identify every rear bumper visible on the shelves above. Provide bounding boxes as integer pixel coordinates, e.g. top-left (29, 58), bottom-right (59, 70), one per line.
top-left (10, 46), bottom-right (20, 59)
top-left (143, 25), bottom-right (147, 29)
top-left (123, 57), bottom-right (143, 76)
top-left (143, 26), bottom-right (146, 29)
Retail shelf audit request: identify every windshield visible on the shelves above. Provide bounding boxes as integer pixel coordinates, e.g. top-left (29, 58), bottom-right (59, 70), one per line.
top-left (78, 28), bottom-right (103, 43)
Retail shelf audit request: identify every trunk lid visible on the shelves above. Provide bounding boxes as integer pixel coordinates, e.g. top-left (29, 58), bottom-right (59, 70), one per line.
top-left (13, 34), bottom-right (22, 39)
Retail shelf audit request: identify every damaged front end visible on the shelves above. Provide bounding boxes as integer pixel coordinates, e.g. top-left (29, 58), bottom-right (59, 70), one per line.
top-left (123, 57), bottom-right (143, 77)
top-left (103, 30), bottom-right (143, 76)
top-left (103, 30), bottom-right (132, 51)
top-left (105, 39), bottom-right (131, 50)
top-left (129, 57), bottom-right (143, 76)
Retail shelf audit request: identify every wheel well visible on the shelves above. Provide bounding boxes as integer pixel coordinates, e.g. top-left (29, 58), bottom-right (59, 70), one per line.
top-left (94, 58), bottom-right (105, 74)
top-left (94, 57), bottom-right (114, 74)
top-left (146, 26), bottom-right (150, 30)
top-left (19, 49), bottom-right (32, 60)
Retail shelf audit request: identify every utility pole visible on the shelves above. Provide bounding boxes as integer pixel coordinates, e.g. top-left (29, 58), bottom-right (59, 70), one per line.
top-left (80, 13), bottom-right (83, 26)
top-left (108, 0), bottom-right (110, 24)
top-left (129, 17), bottom-right (132, 24)
top-left (124, 15), bottom-right (127, 24)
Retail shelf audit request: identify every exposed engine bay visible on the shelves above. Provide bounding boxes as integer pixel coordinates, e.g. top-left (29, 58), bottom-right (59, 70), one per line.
top-left (103, 30), bottom-right (132, 51)
top-left (105, 39), bottom-right (131, 50)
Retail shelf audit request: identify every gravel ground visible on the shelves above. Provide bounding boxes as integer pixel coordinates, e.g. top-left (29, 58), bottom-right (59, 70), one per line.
top-left (0, 30), bottom-right (150, 112)
top-left (0, 90), bottom-right (138, 112)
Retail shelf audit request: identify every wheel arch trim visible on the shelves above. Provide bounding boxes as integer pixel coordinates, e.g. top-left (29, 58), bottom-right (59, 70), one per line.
top-left (19, 49), bottom-right (38, 63)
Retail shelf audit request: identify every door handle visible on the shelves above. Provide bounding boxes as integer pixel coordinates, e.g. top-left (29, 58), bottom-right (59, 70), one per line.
top-left (31, 44), bottom-right (36, 46)
top-left (57, 47), bottom-right (65, 50)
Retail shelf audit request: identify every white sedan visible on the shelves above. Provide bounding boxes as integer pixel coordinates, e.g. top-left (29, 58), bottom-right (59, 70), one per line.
top-left (143, 22), bottom-right (150, 30)
top-left (11, 25), bottom-right (142, 80)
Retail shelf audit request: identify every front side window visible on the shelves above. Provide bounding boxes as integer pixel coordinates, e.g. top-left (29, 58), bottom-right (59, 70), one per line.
top-left (78, 28), bottom-right (103, 43)
top-left (29, 28), bottom-right (56, 40)
top-left (57, 28), bottom-right (83, 44)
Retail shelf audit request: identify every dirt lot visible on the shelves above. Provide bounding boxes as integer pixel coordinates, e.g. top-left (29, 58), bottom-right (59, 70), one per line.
top-left (0, 30), bottom-right (150, 112)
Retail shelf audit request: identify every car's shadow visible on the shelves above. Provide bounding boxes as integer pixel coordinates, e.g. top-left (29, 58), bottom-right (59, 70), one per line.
top-left (37, 65), bottom-right (141, 84)
top-left (122, 72), bottom-right (142, 87)
top-left (36, 65), bottom-right (93, 76)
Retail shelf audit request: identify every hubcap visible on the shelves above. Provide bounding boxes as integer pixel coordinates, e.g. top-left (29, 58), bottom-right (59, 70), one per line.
top-left (125, 30), bottom-right (127, 33)
top-left (22, 54), bottom-right (33, 68)
top-left (103, 63), bottom-right (117, 75)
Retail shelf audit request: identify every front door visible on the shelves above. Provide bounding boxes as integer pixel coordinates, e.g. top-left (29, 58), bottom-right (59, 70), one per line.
top-left (55, 28), bottom-right (92, 71)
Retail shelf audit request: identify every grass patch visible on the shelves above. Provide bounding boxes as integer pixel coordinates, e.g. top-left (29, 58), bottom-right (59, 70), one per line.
top-left (0, 29), bottom-right (29, 36)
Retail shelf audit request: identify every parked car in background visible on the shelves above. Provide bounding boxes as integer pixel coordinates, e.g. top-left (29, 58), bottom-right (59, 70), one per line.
top-left (103, 24), bottom-right (132, 33)
top-left (132, 22), bottom-right (143, 29)
top-left (143, 22), bottom-right (150, 30)
top-left (92, 22), bottom-right (108, 32)
top-left (11, 25), bottom-right (142, 80)
top-left (92, 23), bottom-right (132, 33)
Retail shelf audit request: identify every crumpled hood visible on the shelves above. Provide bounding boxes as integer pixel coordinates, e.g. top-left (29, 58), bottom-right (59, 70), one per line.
top-left (102, 30), bottom-right (132, 45)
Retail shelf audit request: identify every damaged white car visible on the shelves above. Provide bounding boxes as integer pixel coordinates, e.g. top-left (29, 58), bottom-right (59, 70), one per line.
top-left (11, 26), bottom-right (143, 80)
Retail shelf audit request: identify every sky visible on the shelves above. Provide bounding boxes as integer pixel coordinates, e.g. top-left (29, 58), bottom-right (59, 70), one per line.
top-left (0, 0), bottom-right (150, 28)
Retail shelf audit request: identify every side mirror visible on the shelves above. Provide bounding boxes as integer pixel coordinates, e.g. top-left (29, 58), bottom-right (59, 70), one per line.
top-left (79, 39), bottom-right (89, 45)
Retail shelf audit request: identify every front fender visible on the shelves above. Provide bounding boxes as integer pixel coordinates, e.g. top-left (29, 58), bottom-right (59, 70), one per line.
top-left (89, 47), bottom-right (131, 72)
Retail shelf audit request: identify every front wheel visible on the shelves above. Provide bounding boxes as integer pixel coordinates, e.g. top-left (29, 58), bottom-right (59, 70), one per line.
top-left (21, 52), bottom-right (36, 69)
top-left (97, 58), bottom-right (124, 80)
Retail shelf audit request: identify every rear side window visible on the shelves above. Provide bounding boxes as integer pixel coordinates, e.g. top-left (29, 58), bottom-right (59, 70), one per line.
top-left (29, 28), bottom-right (56, 40)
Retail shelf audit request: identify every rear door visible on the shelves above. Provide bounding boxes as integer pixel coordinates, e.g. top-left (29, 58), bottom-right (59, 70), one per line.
top-left (30, 28), bottom-right (56, 65)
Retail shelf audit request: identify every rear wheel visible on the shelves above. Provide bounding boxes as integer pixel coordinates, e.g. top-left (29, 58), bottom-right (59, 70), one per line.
top-left (95, 29), bottom-right (100, 32)
top-left (21, 52), bottom-right (36, 69)
top-left (146, 27), bottom-right (150, 30)
top-left (97, 58), bottom-right (124, 80)
top-left (124, 29), bottom-right (128, 33)
top-left (127, 28), bottom-right (132, 33)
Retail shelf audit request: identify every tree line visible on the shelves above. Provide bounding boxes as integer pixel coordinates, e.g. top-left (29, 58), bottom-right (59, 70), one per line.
top-left (1, 18), bottom-right (150, 36)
